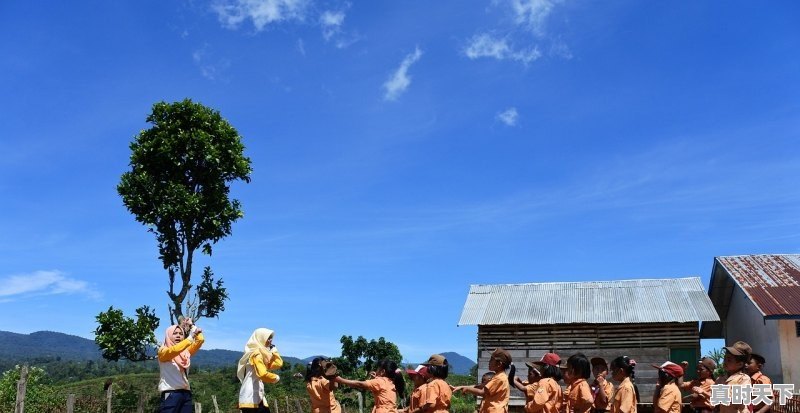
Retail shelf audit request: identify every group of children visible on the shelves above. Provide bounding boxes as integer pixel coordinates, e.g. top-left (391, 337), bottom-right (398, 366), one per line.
top-left (154, 321), bottom-right (773, 413)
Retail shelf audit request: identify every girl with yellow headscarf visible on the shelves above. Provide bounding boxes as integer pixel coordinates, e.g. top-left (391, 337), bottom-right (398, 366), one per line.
top-left (238, 328), bottom-right (283, 412)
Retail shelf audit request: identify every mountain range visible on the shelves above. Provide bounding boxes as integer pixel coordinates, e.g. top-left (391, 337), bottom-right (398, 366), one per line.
top-left (0, 330), bottom-right (476, 374)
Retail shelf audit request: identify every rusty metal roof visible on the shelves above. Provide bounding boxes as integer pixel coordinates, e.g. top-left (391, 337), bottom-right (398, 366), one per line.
top-left (713, 254), bottom-right (800, 318)
top-left (458, 277), bottom-right (719, 326)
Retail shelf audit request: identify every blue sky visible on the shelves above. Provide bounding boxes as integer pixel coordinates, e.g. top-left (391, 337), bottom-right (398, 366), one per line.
top-left (1, 0), bottom-right (799, 364)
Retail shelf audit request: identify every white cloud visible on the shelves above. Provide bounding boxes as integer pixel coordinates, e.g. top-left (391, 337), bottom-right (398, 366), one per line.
top-left (0, 270), bottom-right (101, 300)
top-left (212, 0), bottom-right (310, 31)
top-left (383, 47), bottom-right (423, 101)
top-left (320, 10), bottom-right (345, 41)
top-left (496, 107), bottom-right (519, 126)
top-left (193, 44), bottom-right (231, 81)
top-left (509, 0), bottom-right (557, 35)
top-left (464, 33), bottom-right (541, 64)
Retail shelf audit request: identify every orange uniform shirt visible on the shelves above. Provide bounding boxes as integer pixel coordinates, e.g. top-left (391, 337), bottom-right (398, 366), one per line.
top-left (592, 380), bottom-right (614, 411)
top-left (715, 372), bottom-right (751, 413)
top-left (567, 379), bottom-right (594, 413)
top-left (751, 372), bottom-right (771, 385)
top-left (655, 383), bottom-right (681, 413)
top-left (480, 371), bottom-right (510, 413)
top-left (410, 383), bottom-right (428, 411)
top-left (611, 377), bottom-right (637, 413)
top-left (680, 378), bottom-right (714, 409)
top-left (751, 372), bottom-right (772, 410)
top-left (528, 377), bottom-right (562, 413)
top-left (425, 378), bottom-right (452, 413)
top-left (365, 376), bottom-right (397, 413)
top-left (307, 377), bottom-right (341, 413)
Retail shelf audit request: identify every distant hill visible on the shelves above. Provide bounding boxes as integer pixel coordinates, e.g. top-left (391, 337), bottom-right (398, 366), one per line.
top-left (403, 352), bottom-right (476, 375)
top-left (441, 352), bottom-right (476, 375)
top-left (0, 330), bottom-right (302, 368)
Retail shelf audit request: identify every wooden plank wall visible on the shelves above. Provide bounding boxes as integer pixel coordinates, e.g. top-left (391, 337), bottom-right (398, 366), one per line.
top-left (474, 322), bottom-right (700, 407)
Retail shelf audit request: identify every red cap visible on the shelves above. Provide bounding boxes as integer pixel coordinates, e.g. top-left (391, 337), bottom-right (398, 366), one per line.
top-left (533, 353), bottom-right (561, 367)
top-left (406, 365), bottom-right (429, 379)
top-left (652, 361), bottom-right (684, 378)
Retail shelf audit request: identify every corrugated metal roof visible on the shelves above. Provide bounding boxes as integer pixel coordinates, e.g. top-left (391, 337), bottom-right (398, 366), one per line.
top-left (458, 277), bottom-right (720, 326)
top-left (715, 254), bottom-right (800, 318)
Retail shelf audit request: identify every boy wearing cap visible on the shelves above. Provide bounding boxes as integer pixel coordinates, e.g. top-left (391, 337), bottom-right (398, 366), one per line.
top-left (747, 354), bottom-right (771, 413)
top-left (715, 341), bottom-right (753, 413)
top-left (511, 362), bottom-right (541, 412)
top-left (528, 353), bottom-right (563, 413)
top-left (455, 348), bottom-right (511, 413)
top-left (678, 357), bottom-right (716, 413)
top-left (651, 362), bottom-right (683, 413)
top-left (590, 358), bottom-right (614, 413)
top-left (415, 354), bottom-right (451, 413)
top-left (404, 365), bottom-right (429, 413)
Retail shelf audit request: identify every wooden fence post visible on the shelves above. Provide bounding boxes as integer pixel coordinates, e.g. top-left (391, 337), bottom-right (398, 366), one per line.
top-left (285, 396), bottom-right (290, 413)
top-left (66, 393), bottom-right (76, 413)
top-left (14, 365), bottom-right (28, 413)
top-left (273, 399), bottom-right (279, 413)
top-left (106, 385), bottom-right (113, 413)
top-left (137, 392), bottom-right (146, 413)
top-left (212, 395), bottom-right (220, 413)
top-left (357, 392), bottom-right (364, 413)
top-left (195, 401), bottom-right (202, 413)
top-left (294, 398), bottom-right (303, 413)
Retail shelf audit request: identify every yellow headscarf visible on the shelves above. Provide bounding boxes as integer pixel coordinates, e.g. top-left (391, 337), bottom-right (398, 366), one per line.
top-left (237, 328), bottom-right (274, 381)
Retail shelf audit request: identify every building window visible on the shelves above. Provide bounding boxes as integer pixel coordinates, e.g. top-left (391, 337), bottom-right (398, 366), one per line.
top-left (796, 321), bottom-right (800, 337)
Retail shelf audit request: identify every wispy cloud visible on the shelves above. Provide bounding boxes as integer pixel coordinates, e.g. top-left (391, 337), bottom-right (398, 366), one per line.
top-left (320, 6), bottom-right (360, 49)
top-left (383, 47), bottom-right (423, 101)
top-left (0, 270), bottom-right (101, 301)
top-left (320, 10), bottom-right (345, 41)
top-left (464, 33), bottom-right (541, 64)
top-left (464, 0), bottom-right (567, 65)
top-left (192, 44), bottom-right (231, 81)
top-left (508, 0), bottom-right (558, 36)
top-left (496, 107), bottom-right (519, 126)
top-left (212, 0), bottom-right (310, 31)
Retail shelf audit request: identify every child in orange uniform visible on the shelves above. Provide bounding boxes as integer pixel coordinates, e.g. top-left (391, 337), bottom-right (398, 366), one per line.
top-left (512, 361), bottom-right (542, 412)
top-left (609, 357), bottom-right (638, 413)
top-left (528, 353), bottom-right (563, 413)
top-left (404, 365), bottom-right (430, 413)
top-left (715, 342), bottom-right (752, 413)
top-left (651, 362), bottom-right (683, 413)
top-left (306, 358), bottom-right (341, 413)
top-left (747, 354), bottom-right (772, 413)
top-left (590, 358), bottom-right (613, 413)
top-left (454, 348), bottom-right (512, 413)
top-left (565, 354), bottom-right (593, 413)
top-left (336, 359), bottom-right (406, 413)
top-left (411, 354), bottom-right (452, 413)
top-left (678, 357), bottom-right (716, 413)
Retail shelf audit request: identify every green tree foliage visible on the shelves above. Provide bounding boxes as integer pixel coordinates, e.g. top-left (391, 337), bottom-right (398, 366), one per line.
top-left (96, 99), bottom-right (251, 362)
top-left (0, 365), bottom-right (61, 412)
top-left (705, 347), bottom-right (726, 379)
top-left (333, 335), bottom-right (402, 378)
top-left (94, 306), bottom-right (160, 362)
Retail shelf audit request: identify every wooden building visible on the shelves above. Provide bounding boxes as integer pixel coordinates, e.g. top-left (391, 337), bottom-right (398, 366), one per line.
top-left (458, 277), bottom-right (719, 409)
top-left (701, 254), bottom-right (800, 387)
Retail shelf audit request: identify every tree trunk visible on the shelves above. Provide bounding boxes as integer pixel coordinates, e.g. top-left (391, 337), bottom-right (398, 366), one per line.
top-left (14, 365), bottom-right (28, 413)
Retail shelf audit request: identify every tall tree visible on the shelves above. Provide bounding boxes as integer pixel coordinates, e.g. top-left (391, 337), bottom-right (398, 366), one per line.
top-left (95, 99), bottom-right (252, 361)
